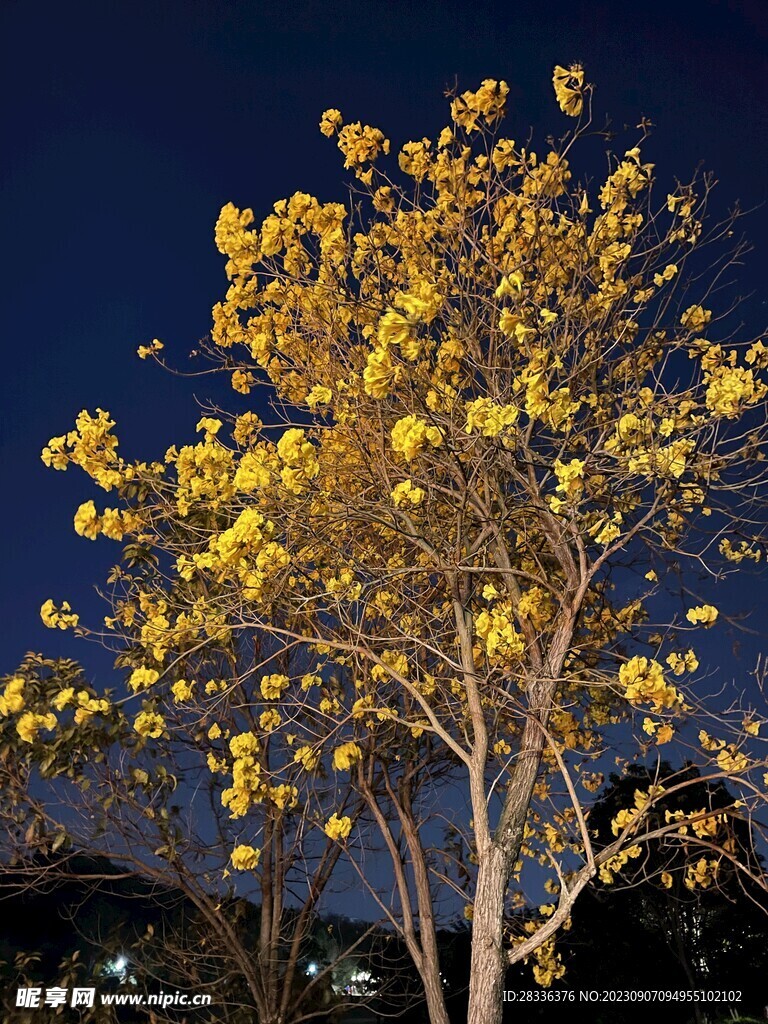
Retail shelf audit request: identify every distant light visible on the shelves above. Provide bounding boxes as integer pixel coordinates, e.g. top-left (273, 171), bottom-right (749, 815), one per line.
top-left (306, 962), bottom-right (318, 976)
top-left (114, 956), bottom-right (127, 972)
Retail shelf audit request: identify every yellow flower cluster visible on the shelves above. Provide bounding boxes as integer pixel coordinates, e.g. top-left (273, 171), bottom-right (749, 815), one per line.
top-left (269, 783), bottom-right (298, 810)
top-left (230, 844), bottom-right (261, 870)
top-left (552, 64), bottom-right (585, 117)
top-left (516, 587), bottom-right (553, 631)
top-left (610, 788), bottom-right (660, 836)
top-left (391, 416), bottom-right (443, 461)
top-left (74, 500), bottom-right (100, 539)
top-left (474, 602), bottom-right (525, 661)
top-left (399, 139), bottom-right (432, 182)
top-left (260, 674), bottom-right (290, 700)
top-left (690, 811), bottom-right (723, 839)
top-left (133, 711), bottom-right (165, 739)
top-left (620, 657), bottom-right (680, 710)
top-left (370, 650), bottom-right (409, 683)
top-left (685, 604), bottom-right (718, 627)
top-left (0, 676), bottom-right (26, 715)
top-left (128, 667), bottom-right (160, 692)
top-left (642, 718), bottom-right (675, 744)
top-left (364, 346), bottom-right (399, 398)
top-left (599, 843), bottom-right (642, 885)
top-left (318, 108), bottom-right (342, 137)
top-left (665, 650), bottom-right (698, 676)
top-left (259, 709), bottom-right (281, 732)
top-left (40, 599), bottom-right (79, 630)
top-left (336, 121), bottom-right (390, 172)
top-left (233, 447), bottom-right (276, 493)
top-left (719, 538), bottom-right (761, 563)
top-left (170, 437), bottom-right (235, 516)
top-left (222, 731), bottom-right (264, 819)
top-left (451, 78), bottom-right (509, 131)
top-left (716, 745), bottom-right (748, 773)
top-left (171, 679), bottom-right (195, 703)
top-left (531, 937), bottom-right (566, 987)
top-left (680, 305), bottom-right (711, 332)
top-left (137, 338), bottom-right (163, 360)
top-left (332, 741), bottom-right (362, 771)
top-left (231, 369), bottom-right (255, 394)
top-left (293, 745), bottom-right (320, 771)
top-left (705, 364), bottom-right (767, 419)
top-left (276, 428), bottom-right (319, 494)
top-left (464, 398), bottom-right (519, 437)
top-left (41, 408), bottom-right (122, 491)
top-left (553, 458), bottom-right (585, 500)
top-left (68, 690), bottom-right (110, 724)
top-left (16, 711), bottom-right (57, 744)
top-left (323, 813), bottom-right (352, 840)
top-left (189, 507), bottom-right (289, 603)
top-left (391, 479), bottom-right (425, 508)
top-left (684, 858), bottom-right (718, 890)
top-left (305, 384), bottom-right (332, 408)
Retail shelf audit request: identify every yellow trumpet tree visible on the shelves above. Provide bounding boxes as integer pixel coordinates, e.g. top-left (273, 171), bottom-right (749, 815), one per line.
top-left (26, 66), bottom-right (768, 1023)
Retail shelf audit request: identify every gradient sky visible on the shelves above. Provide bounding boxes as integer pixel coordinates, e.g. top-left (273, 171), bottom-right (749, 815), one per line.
top-left (2, 0), bottom-right (768, 688)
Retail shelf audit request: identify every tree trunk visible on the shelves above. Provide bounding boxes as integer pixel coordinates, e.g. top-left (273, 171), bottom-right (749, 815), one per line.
top-left (467, 844), bottom-right (509, 1024)
top-left (466, 705), bottom-right (558, 1024)
top-left (423, 965), bottom-right (451, 1024)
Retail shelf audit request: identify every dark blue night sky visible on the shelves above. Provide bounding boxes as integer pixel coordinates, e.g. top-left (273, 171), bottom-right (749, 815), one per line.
top-left (2, 0), bottom-right (768, 686)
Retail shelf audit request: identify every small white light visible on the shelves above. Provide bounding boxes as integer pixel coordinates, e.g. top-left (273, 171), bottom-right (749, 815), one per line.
top-left (114, 956), bottom-right (127, 972)
top-left (306, 961), bottom-right (318, 976)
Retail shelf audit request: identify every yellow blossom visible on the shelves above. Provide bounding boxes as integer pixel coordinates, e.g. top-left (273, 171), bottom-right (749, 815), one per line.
top-left (40, 598), bottom-right (79, 630)
top-left (306, 384), bottom-right (333, 408)
top-left (128, 667), bottom-right (160, 692)
top-left (324, 813), bottom-right (352, 840)
top-left (134, 711), bottom-right (165, 739)
top-left (552, 64), bottom-right (585, 117)
top-left (391, 479), bottom-right (426, 507)
top-left (680, 305), bottom-right (711, 332)
top-left (16, 711), bottom-right (57, 743)
top-left (699, 730), bottom-right (726, 752)
top-left (665, 649), bottom-right (699, 675)
top-left (333, 741), bottom-right (362, 771)
top-left (230, 844), bottom-right (261, 870)
top-left (229, 732), bottom-right (260, 758)
top-left (391, 416), bottom-right (443, 461)
top-left (73, 500), bottom-right (101, 540)
top-left (137, 338), bottom-right (163, 360)
top-left (620, 656), bottom-right (679, 710)
top-left (364, 346), bottom-right (398, 399)
top-left (686, 605), bottom-right (718, 627)
top-left (293, 745), bottom-right (320, 771)
top-left (259, 709), bottom-right (281, 732)
top-left (260, 674), bottom-right (290, 700)
top-left (684, 858), bottom-right (717, 890)
top-left (171, 679), bottom-right (195, 703)
top-left (51, 687), bottom-right (75, 712)
top-left (716, 745), bottom-right (748, 773)
top-left (0, 677), bottom-right (26, 716)
top-left (553, 458), bottom-right (585, 500)
top-left (464, 398), bottom-right (519, 437)
top-left (231, 369), bottom-right (255, 394)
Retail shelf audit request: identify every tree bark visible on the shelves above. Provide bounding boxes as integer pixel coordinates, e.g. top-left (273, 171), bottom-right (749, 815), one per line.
top-left (467, 844), bottom-right (510, 1024)
top-left (466, 675), bottom-right (565, 1024)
